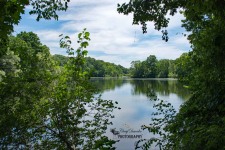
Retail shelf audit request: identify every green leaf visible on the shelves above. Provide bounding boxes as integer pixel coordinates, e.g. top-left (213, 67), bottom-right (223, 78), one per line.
top-left (78, 33), bottom-right (82, 39)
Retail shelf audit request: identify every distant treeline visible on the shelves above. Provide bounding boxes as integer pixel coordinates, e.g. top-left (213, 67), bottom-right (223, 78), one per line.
top-left (53, 53), bottom-right (191, 82)
top-left (130, 54), bottom-right (191, 82)
top-left (53, 55), bottom-right (129, 77)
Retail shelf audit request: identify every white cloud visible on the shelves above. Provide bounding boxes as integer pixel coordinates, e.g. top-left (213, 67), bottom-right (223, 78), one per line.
top-left (15, 0), bottom-right (190, 68)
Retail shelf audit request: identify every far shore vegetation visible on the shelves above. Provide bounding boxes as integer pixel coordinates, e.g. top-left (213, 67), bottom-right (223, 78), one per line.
top-left (53, 53), bottom-right (190, 84)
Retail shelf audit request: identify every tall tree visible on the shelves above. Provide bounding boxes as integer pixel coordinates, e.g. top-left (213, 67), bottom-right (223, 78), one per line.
top-left (130, 60), bottom-right (145, 78)
top-left (130, 55), bottom-right (158, 78)
top-left (144, 55), bottom-right (157, 78)
top-left (157, 59), bottom-right (169, 78)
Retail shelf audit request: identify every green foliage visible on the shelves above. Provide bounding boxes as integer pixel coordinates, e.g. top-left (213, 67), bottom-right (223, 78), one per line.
top-left (54, 52), bottom-right (191, 80)
top-left (47, 30), bottom-right (119, 149)
top-left (130, 60), bottom-right (145, 78)
top-left (29, 0), bottom-right (70, 21)
top-left (1, 1), bottom-right (119, 149)
top-left (0, 0), bottom-right (70, 62)
top-left (53, 55), bottom-right (129, 77)
top-left (130, 55), bottom-right (176, 78)
top-left (52, 54), bottom-right (68, 66)
top-left (0, 30), bottom-right (119, 149)
top-left (144, 55), bottom-right (158, 77)
top-left (0, 0), bottom-right (70, 41)
top-left (157, 59), bottom-right (169, 78)
top-left (130, 55), bottom-right (158, 78)
top-left (0, 49), bottom-right (21, 79)
top-left (0, 0), bottom-right (27, 41)
top-left (117, 0), bottom-right (179, 41)
top-left (118, 0), bottom-right (225, 149)
top-left (174, 53), bottom-right (193, 85)
top-left (0, 32), bottom-right (56, 149)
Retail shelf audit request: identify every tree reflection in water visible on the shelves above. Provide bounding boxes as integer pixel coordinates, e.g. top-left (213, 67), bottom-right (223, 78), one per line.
top-left (91, 78), bottom-right (190, 101)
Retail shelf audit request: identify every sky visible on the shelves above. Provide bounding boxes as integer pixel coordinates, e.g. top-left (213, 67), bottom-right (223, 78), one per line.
top-left (14, 0), bottom-right (190, 68)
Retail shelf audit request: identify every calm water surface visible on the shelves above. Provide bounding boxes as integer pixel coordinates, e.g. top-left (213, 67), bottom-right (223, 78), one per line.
top-left (91, 78), bottom-right (190, 150)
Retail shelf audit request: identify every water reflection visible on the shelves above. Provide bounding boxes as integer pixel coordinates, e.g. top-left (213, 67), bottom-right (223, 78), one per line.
top-left (91, 78), bottom-right (190, 101)
top-left (90, 78), bottom-right (190, 150)
top-left (90, 77), bottom-right (125, 92)
top-left (130, 79), bottom-right (190, 100)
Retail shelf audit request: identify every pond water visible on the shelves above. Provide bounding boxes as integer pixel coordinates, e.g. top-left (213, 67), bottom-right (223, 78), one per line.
top-left (90, 78), bottom-right (190, 150)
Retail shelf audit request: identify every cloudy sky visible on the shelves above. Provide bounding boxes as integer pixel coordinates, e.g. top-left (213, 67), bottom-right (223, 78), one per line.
top-left (14, 0), bottom-right (190, 68)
